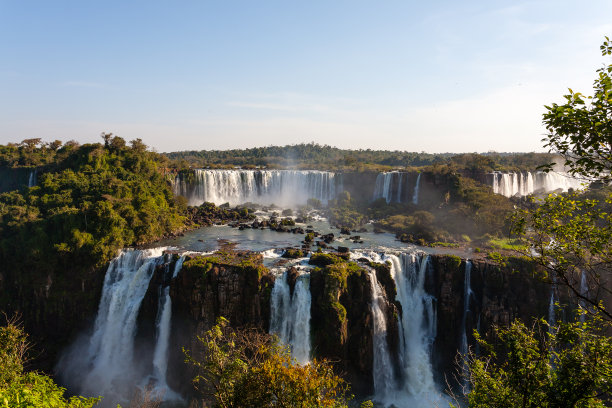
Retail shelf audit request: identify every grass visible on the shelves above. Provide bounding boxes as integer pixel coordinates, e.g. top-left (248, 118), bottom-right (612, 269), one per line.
top-left (486, 237), bottom-right (527, 251)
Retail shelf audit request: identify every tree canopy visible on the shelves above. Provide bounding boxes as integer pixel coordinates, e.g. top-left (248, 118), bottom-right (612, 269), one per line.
top-left (542, 37), bottom-right (612, 182)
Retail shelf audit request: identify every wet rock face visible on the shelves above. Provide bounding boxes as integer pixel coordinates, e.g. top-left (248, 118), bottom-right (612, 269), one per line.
top-left (0, 263), bottom-right (105, 373)
top-left (428, 255), bottom-right (554, 386)
top-left (167, 251), bottom-right (275, 395)
top-left (171, 252), bottom-right (273, 329)
top-left (308, 259), bottom-right (401, 396)
top-left (310, 264), bottom-right (375, 394)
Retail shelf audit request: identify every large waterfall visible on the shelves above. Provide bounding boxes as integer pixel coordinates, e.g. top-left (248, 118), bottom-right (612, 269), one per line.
top-left (387, 253), bottom-right (440, 406)
top-left (490, 171), bottom-right (584, 197)
top-left (58, 248), bottom-right (184, 407)
top-left (269, 267), bottom-right (312, 364)
top-left (173, 169), bottom-right (343, 206)
top-left (372, 172), bottom-right (421, 204)
top-left (353, 251), bottom-right (443, 406)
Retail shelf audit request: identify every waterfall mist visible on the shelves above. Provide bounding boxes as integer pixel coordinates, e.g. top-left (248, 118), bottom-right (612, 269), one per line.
top-left (372, 172), bottom-right (422, 204)
top-left (269, 261), bottom-right (312, 364)
top-left (491, 171), bottom-right (584, 197)
top-left (173, 169), bottom-right (343, 207)
top-left (57, 248), bottom-right (184, 407)
top-left (353, 250), bottom-right (446, 407)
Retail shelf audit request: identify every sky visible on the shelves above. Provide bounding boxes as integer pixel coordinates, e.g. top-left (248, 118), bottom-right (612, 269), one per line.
top-left (0, 1), bottom-right (610, 153)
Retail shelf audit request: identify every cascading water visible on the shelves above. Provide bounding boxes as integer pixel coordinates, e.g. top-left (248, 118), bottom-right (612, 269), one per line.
top-left (173, 169), bottom-right (343, 206)
top-left (386, 253), bottom-right (439, 405)
top-left (412, 173), bottom-right (421, 205)
top-left (372, 172), bottom-right (421, 204)
top-left (269, 268), bottom-right (312, 364)
top-left (368, 267), bottom-right (396, 399)
top-left (352, 250), bottom-right (443, 407)
top-left (548, 286), bottom-right (557, 328)
top-left (149, 255), bottom-right (186, 398)
top-left (490, 171), bottom-right (583, 197)
top-left (27, 169), bottom-right (36, 187)
top-left (579, 272), bottom-right (588, 323)
top-left (459, 260), bottom-right (473, 390)
top-left (58, 248), bottom-right (184, 407)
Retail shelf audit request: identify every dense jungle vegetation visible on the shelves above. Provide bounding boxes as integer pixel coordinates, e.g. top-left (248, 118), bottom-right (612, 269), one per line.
top-left (0, 135), bottom-right (185, 274)
top-left (165, 143), bottom-right (558, 172)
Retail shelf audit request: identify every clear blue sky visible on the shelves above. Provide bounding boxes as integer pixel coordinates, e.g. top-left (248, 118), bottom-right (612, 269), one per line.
top-left (1, 1), bottom-right (610, 152)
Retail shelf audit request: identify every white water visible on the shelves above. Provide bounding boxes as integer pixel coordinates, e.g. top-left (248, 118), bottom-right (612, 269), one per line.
top-left (368, 267), bottom-right (396, 398)
top-left (27, 169), bottom-right (36, 187)
top-left (412, 173), bottom-right (421, 205)
top-left (579, 272), bottom-right (588, 323)
top-left (548, 288), bottom-right (556, 328)
top-left (459, 260), bottom-right (473, 390)
top-left (372, 172), bottom-right (421, 204)
top-left (387, 253), bottom-right (440, 406)
top-left (149, 255), bottom-right (186, 398)
top-left (59, 248), bottom-right (185, 406)
top-left (373, 172), bottom-right (396, 203)
top-left (269, 269), bottom-right (312, 364)
top-left (352, 250), bottom-right (443, 407)
top-left (174, 169), bottom-right (342, 206)
top-left (491, 171), bottom-right (584, 197)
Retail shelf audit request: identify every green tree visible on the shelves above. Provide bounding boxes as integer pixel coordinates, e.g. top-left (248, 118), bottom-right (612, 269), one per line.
top-left (542, 37), bottom-right (612, 182)
top-left (452, 317), bottom-right (612, 408)
top-left (184, 318), bottom-right (364, 408)
top-left (512, 192), bottom-right (612, 320)
top-left (513, 38), bottom-right (612, 320)
top-left (0, 317), bottom-right (100, 407)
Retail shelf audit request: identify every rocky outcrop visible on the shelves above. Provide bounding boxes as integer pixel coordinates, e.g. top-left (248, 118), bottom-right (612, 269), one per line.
top-left (309, 256), bottom-right (400, 395)
top-left (163, 251), bottom-right (274, 395)
top-left (428, 254), bottom-right (561, 386)
top-left (0, 261), bottom-right (105, 372)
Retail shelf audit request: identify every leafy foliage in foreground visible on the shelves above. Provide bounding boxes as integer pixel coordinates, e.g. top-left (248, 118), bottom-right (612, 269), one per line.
top-left (184, 317), bottom-right (366, 408)
top-left (512, 189), bottom-right (612, 320)
top-left (454, 316), bottom-right (612, 408)
top-left (0, 318), bottom-right (99, 408)
top-left (542, 38), bottom-right (612, 183)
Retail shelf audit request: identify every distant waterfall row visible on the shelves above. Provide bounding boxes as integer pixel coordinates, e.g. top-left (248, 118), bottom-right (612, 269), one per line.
top-left (372, 172), bottom-right (422, 205)
top-left (173, 169), bottom-right (343, 207)
top-left (490, 171), bottom-right (584, 197)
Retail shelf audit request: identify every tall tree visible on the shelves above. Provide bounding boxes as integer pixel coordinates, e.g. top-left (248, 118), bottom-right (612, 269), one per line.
top-left (514, 38), bottom-right (612, 319)
top-left (542, 37), bottom-right (612, 182)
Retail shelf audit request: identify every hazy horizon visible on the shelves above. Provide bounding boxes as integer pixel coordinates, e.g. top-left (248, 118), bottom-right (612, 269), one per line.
top-left (1, 1), bottom-right (610, 153)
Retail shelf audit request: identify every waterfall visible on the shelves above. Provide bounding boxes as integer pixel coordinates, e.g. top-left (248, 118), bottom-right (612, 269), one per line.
top-left (386, 253), bottom-right (438, 402)
top-left (373, 172), bottom-right (394, 203)
top-left (149, 255), bottom-right (186, 397)
top-left (579, 272), bottom-right (588, 323)
top-left (368, 268), bottom-right (395, 398)
top-left (58, 248), bottom-right (184, 406)
top-left (27, 169), bottom-right (36, 187)
top-left (548, 287), bottom-right (556, 329)
top-left (412, 173), bottom-right (421, 205)
top-left (459, 260), bottom-right (473, 390)
top-left (174, 169), bottom-right (342, 206)
top-left (491, 171), bottom-right (584, 197)
top-left (269, 270), bottom-right (312, 364)
top-left (372, 172), bottom-right (420, 204)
